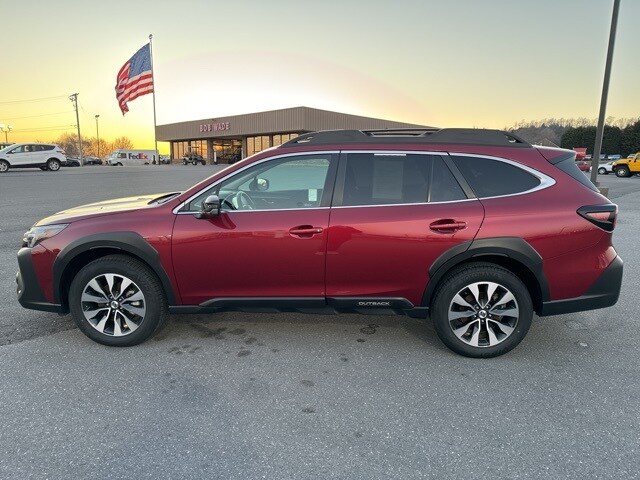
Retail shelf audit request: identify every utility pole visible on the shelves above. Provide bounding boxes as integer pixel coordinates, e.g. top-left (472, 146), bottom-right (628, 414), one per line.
top-left (69, 93), bottom-right (84, 165)
top-left (590, 0), bottom-right (620, 186)
top-left (95, 115), bottom-right (100, 159)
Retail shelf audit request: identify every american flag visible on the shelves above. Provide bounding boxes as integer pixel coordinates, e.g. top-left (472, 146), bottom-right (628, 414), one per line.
top-left (115, 43), bottom-right (154, 115)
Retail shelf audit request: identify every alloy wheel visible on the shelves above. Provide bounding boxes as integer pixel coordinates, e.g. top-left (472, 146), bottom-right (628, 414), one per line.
top-left (81, 273), bottom-right (146, 336)
top-left (447, 281), bottom-right (519, 348)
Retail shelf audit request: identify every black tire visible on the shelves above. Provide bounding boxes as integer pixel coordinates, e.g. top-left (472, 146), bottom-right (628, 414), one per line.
top-left (598, 167), bottom-right (607, 175)
top-left (68, 254), bottom-right (168, 346)
top-left (431, 262), bottom-right (533, 358)
top-left (615, 166), bottom-right (630, 177)
top-left (47, 159), bottom-right (61, 171)
top-left (0, 160), bottom-right (8, 173)
top-left (116, 162), bottom-right (123, 166)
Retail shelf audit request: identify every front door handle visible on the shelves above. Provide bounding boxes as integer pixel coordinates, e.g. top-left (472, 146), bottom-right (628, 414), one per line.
top-left (429, 219), bottom-right (467, 233)
top-left (289, 225), bottom-right (324, 237)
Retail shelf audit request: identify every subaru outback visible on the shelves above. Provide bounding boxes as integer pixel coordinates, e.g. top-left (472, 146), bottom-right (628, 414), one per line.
top-left (16, 129), bottom-right (623, 357)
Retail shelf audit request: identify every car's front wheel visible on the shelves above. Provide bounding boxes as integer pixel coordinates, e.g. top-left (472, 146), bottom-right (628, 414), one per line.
top-left (47, 159), bottom-right (61, 171)
top-left (615, 166), bottom-right (630, 177)
top-left (69, 255), bottom-right (168, 346)
top-left (431, 263), bottom-right (533, 358)
top-left (0, 160), bottom-right (10, 172)
top-left (598, 167), bottom-right (607, 175)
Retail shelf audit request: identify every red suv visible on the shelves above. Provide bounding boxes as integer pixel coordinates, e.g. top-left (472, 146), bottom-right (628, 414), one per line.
top-left (16, 129), bottom-right (623, 357)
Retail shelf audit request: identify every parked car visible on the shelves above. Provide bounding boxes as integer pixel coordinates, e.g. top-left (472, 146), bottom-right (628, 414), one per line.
top-left (575, 160), bottom-right (590, 172)
top-left (63, 156), bottom-right (81, 167)
top-left (612, 153), bottom-right (640, 177)
top-left (597, 161), bottom-right (615, 175)
top-left (183, 153), bottom-right (206, 165)
top-left (0, 143), bottom-right (66, 172)
top-left (83, 156), bottom-right (102, 165)
top-left (16, 128), bottom-right (623, 358)
top-left (159, 155), bottom-right (171, 165)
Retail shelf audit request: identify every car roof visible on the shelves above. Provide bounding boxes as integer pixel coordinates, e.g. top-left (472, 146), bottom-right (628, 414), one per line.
top-left (280, 128), bottom-right (532, 149)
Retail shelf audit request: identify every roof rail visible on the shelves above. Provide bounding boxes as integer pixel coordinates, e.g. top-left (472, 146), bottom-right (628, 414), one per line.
top-left (280, 128), bottom-right (531, 148)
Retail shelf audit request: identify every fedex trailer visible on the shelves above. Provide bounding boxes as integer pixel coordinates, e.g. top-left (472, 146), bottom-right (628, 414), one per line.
top-left (107, 149), bottom-right (158, 166)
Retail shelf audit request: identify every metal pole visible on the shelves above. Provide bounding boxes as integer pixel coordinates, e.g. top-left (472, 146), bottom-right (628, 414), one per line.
top-left (590, 0), bottom-right (620, 185)
top-left (149, 34), bottom-right (159, 164)
top-left (95, 115), bottom-right (100, 159)
top-left (69, 93), bottom-right (84, 166)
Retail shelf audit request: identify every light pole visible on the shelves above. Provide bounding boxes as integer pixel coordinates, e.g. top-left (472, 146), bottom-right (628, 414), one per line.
top-left (590, 0), bottom-right (621, 186)
top-left (95, 115), bottom-right (100, 160)
top-left (0, 124), bottom-right (12, 143)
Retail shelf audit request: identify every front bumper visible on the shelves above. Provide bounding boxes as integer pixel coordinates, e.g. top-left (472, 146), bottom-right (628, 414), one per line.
top-left (16, 247), bottom-right (63, 313)
top-left (539, 255), bottom-right (623, 316)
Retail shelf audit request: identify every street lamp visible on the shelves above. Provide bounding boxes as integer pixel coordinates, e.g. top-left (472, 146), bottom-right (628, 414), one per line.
top-left (95, 115), bottom-right (100, 159)
top-left (0, 124), bottom-right (12, 143)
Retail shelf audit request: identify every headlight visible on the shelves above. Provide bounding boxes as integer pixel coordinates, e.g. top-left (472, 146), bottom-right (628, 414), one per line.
top-left (22, 224), bottom-right (68, 248)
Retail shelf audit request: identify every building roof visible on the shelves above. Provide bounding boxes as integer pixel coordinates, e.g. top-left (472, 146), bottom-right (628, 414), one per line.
top-left (156, 106), bottom-right (432, 141)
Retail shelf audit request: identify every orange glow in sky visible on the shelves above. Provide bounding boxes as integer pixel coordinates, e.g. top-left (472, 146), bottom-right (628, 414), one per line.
top-left (2, 0), bottom-right (638, 154)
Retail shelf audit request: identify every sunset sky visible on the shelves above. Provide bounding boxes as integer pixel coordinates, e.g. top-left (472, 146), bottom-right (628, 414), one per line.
top-left (2, 0), bottom-right (638, 154)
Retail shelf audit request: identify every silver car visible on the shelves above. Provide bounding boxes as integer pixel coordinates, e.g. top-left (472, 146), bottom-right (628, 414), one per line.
top-left (597, 161), bottom-right (615, 175)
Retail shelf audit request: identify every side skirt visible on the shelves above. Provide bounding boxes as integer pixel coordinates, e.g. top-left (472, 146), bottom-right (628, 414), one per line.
top-left (169, 297), bottom-right (429, 318)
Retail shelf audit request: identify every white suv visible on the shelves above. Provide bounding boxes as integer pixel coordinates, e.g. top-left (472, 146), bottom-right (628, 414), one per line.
top-left (0, 143), bottom-right (66, 172)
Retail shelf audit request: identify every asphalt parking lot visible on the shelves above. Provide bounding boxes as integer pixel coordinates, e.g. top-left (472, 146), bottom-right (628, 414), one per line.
top-left (0, 166), bottom-right (639, 479)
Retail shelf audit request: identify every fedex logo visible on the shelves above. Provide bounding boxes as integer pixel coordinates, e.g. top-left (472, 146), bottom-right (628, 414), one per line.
top-left (128, 153), bottom-right (149, 160)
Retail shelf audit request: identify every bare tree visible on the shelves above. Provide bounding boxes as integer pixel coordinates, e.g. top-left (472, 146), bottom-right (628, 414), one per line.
top-left (111, 136), bottom-right (134, 150)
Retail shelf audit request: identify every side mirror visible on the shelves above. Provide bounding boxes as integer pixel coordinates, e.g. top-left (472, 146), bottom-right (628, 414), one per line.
top-left (249, 177), bottom-right (269, 192)
top-left (195, 195), bottom-right (221, 219)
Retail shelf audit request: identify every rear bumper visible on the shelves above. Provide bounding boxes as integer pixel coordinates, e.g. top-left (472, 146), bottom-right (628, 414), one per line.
top-left (16, 247), bottom-right (63, 314)
top-left (539, 255), bottom-right (623, 316)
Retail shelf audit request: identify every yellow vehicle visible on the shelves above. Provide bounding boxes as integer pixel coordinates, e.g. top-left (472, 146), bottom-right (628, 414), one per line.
top-left (612, 153), bottom-right (640, 177)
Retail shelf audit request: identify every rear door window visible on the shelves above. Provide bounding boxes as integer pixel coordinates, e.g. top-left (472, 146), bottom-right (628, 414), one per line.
top-left (340, 152), bottom-right (467, 206)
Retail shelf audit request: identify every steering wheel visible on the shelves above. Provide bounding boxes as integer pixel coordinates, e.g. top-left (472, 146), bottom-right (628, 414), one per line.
top-left (221, 191), bottom-right (255, 210)
top-left (234, 191), bottom-right (255, 210)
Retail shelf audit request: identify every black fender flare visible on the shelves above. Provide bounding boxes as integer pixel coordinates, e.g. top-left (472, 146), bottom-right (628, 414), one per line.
top-left (422, 237), bottom-right (550, 308)
top-left (52, 231), bottom-right (177, 306)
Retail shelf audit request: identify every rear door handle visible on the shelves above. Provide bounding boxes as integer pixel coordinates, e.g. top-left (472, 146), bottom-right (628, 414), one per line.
top-left (429, 219), bottom-right (467, 233)
top-left (289, 225), bottom-right (324, 237)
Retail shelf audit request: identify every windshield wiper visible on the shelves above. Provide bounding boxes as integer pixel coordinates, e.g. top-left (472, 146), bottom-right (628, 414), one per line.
top-left (148, 192), bottom-right (181, 205)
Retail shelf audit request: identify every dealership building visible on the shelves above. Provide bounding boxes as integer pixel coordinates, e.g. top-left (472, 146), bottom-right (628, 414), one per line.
top-left (156, 106), bottom-right (431, 164)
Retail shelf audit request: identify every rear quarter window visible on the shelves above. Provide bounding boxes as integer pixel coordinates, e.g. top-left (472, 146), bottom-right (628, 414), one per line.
top-left (555, 158), bottom-right (599, 192)
top-left (451, 155), bottom-right (540, 198)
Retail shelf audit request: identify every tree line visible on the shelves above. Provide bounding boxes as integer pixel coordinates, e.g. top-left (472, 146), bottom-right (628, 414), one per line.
top-left (508, 117), bottom-right (640, 155)
top-left (40, 133), bottom-right (134, 158)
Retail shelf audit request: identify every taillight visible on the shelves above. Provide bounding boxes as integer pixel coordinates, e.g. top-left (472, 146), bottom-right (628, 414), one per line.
top-left (577, 204), bottom-right (617, 232)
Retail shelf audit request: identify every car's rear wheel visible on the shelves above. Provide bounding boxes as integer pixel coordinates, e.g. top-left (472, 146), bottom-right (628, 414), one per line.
top-left (615, 166), bottom-right (630, 177)
top-left (69, 255), bottom-right (168, 346)
top-left (431, 263), bottom-right (533, 358)
top-left (598, 167), bottom-right (607, 175)
top-left (47, 159), bottom-right (61, 171)
top-left (0, 160), bottom-right (9, 172)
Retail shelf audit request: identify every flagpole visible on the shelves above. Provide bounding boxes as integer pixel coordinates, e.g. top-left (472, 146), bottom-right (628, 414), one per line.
top-left (149, 33), bottom-right (158, 164)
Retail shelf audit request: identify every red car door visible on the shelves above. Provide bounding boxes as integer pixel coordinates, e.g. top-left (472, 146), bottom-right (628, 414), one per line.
top-left (326, 152), bottom-right (484, 307)
top-left (172, 153), bottom-right (337, 305)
